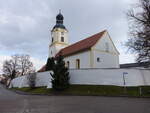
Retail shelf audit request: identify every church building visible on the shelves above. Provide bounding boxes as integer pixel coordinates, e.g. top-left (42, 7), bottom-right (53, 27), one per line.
top-left (38, 12), bottom-right (120, 72)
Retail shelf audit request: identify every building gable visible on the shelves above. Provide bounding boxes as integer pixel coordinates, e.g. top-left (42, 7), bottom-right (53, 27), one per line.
top-left (92, 31), bottom-right (119, 55)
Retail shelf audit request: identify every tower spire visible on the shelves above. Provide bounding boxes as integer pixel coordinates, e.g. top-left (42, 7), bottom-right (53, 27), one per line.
top-left (52, 10), bottom-right (66, 30)
top-left (49, 12), bottom-right (69, 58)
top-left (59, 9), bottom-right (61, 14)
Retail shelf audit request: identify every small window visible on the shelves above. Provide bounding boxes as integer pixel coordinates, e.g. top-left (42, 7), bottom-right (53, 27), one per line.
top-left (61, 32), bottom-right (64, 35)
top-left (105, 42), bottom-right (109, 52)
top-left (67, 61), bottom-right (70, 68)
top-left (61, 37), bottom-right (64, 42)
top-left (52, 37), bottom-right (53, 43)
top-left (76, 59), bottom-right (80, 69)
top-left (97, 57), bottom-right (100, 62)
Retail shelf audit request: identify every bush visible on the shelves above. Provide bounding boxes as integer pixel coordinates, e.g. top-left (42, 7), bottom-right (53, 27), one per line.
top-left (27, 72), bottom-right (36, 89)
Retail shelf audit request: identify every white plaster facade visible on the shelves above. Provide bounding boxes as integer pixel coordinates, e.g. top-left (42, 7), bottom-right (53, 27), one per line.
top-left (91, 32), bottom-right (120, 68)
top-left (63, 32), bottom-right (120, 69)
top-left (64, 50), bottom-right (91, 69)
top-left (10, 71), bottom-right (51, 88)
top-left (49, 28), bottom-right (69, 57)
top-left (10, 69), bottom-right (150, 88)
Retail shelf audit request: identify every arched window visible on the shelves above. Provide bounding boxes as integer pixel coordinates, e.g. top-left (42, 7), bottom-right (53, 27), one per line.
top-left (76, 59), bottom-right (80, 69)
top-left (61, 37), bottom-right (64, 42)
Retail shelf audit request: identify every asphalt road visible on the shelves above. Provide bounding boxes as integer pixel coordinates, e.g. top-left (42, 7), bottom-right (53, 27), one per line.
top-left (0, 84), bottom-right (150, 113)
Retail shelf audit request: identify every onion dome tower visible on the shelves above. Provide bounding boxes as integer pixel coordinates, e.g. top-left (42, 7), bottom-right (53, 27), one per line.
top-left (49, 10), bottom-right (69, 57)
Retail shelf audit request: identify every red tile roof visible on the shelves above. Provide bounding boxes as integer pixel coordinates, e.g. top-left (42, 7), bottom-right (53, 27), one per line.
top-left (37, 65), bottom-right (46, 72)
top-left (56, 30), bottom-right (106, 57)
top-left (37, 30), bottom-right (106, 72)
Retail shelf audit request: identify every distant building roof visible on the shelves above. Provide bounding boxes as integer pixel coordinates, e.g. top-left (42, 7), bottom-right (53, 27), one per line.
top-left (120, 62), bottom-right (150, 68)
top-left (56, 30), bottom-right (106, 57)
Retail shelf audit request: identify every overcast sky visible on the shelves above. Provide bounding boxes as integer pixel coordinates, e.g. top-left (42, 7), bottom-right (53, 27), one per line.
top-left (0, 0), bottom-right (138, 72)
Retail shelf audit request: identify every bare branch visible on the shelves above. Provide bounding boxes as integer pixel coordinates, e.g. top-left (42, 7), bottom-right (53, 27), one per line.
top-left (126, 0), bottom-right (150, 63)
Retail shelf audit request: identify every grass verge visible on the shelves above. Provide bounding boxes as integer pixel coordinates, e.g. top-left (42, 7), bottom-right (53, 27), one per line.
top-left (11, 85), bottom-right (150, 97)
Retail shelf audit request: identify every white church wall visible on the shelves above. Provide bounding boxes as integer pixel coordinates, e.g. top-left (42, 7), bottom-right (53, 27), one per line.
top-left (64, 50), bottom-right (91, 69)
top-left (10, 68), bottom-right (150, 88)
top-left (92, 31), bottom-right (120, 68)
top-left (35, 71), bottom-right (52, 87)
top-left (55, 44), bottom-right (68, 52)
top-left (51, 31), bottom-right (58, 42)
top-left (57, 30), bottom-right (68, 43)
top-left (51, 28), bottom-right (68, 43)
top-left (49, 46), bottom-right (56, 57)
top-left (140, 70), bottom-right (150, 85)
top-left (10, 76), bottom-right (27, 88)
top-left (93, 32), bottom-right (119, 55)
top-left (69, 69), bottom-right (145, 86)
top-left (49, 27), bottom-right (69, 58)
top-left (49, 43), bottom-right (68, 57)
top-left (93, 50), bottom-right (120, 68)
top-left (10, 71), bottom-right (52, 88)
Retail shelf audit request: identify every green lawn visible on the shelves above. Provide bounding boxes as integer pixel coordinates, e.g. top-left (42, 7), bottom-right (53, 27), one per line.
top-left (11, 85), bottom-right (150, 97)
top-left (12, 86), bottom-right (53, 94)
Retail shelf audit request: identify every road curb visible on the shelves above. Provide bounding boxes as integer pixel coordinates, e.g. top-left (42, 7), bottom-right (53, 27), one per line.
top-left (9, 88), bottom-right (150, 98)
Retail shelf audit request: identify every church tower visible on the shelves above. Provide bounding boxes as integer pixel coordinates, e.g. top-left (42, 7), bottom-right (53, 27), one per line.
top-left (49, 11), bottom-right (69, 58)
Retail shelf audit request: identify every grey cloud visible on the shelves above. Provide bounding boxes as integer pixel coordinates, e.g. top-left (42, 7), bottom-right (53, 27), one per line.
top-left (54, 0), bottom-right (131, 43)
top-left (0, 0), bottom-right (137, 63)
top-left (0, 0), bottom-right (55, 59)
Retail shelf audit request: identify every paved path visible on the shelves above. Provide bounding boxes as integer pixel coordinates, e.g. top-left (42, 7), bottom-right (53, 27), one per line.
top-left (0, 84), bottom-right (150, 113)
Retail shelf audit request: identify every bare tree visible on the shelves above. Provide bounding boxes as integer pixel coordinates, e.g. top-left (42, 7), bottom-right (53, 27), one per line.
top-left (126, 0), bottom-right (150, 62)
top-left (19, 55), bottom-right (33, 76)
top-left (3, 54), bottom-right (34, 79)
top-left (3, 55), bottom-right (19, 79)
